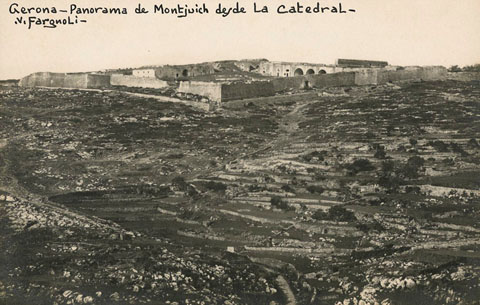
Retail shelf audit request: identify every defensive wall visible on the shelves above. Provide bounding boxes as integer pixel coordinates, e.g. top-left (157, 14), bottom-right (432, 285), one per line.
top-left (270, 72), bottom-right (356, 91)
top-left (19, 72), bottom-right (168, 89)
top-left (221, 82), bottom-right (275, 102)
top-left (354, 66), bottom-right (447, 85)
top-left (19, 72), bottom-right (110, 89)
top-left (110, 74), bottom-right (168, 88)
top-left (178, 81), bottom-right (276, 103)
top-left (447, 72), bottom-right (480, 82)
top-left (259, 61), bottom-right (336, 77)
top-left (178, 81), bottom-right (222, 102)
top-left (179, 66), bottom-right (447, 103)
top-left (155, 64), bottom-right (216, 80)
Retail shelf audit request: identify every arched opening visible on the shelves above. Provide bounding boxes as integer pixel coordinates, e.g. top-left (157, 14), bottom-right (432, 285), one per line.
top-left (294, 68), bottom-right (304, 76)
top-left (319, 69), bottom-right (327, 74)
top-left (182, 69), bottom-right (189, 77)
top-left (306, 69), bottom-right (315, 75)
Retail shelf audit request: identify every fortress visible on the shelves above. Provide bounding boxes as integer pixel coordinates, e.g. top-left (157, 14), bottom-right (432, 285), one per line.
top-left (19, 58), bottom-right (447, 105)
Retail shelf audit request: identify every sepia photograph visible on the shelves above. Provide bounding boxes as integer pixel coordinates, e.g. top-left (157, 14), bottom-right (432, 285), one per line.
top-left (1, 0), bottom-right (479, 304)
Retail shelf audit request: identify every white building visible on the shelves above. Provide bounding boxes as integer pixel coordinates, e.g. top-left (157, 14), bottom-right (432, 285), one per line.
top-left (132, 69), bottom-right (156, 78)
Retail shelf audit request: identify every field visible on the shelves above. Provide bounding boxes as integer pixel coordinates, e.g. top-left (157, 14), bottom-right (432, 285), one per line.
top-left (1, 79), bottom-right (479, 305)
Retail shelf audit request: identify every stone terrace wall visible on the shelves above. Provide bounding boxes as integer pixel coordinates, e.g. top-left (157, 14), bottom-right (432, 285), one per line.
top-left (178, 81), bottom-right (222, 102)
top-left (221, 81), bottom-right (275, 102)
top-left (111, 75), bottom-right (168, 89)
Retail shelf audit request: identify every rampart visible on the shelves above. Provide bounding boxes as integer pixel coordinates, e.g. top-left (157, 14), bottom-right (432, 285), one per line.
top-left (447, 72), bottom-right (480, 82)
top-left (354, 66), bottom-right (447, 85)
top-left (19, 72), bottom-right (110, 89)
top-left (271, 72), bottom-right (356, 91)
top-left (221, 82), bottom-right (275, 102)
top-left (178, 81), bottom-right (222, 102)
top-left (110, 74), bottom-right (168, 88)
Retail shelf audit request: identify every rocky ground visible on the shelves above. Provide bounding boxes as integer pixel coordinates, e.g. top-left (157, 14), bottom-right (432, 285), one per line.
top-left (1, 79), bottom-right (479, 305)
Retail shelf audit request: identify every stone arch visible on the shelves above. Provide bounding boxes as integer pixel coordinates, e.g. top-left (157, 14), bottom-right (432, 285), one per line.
top-left (182, 69), bottom-right (189, 77)
top-left (319, 69), bottom-right (327, 74)
top-left (306, 69), bottom-right (315, 75)
top-left (294, 68), bottom-right (304, 76)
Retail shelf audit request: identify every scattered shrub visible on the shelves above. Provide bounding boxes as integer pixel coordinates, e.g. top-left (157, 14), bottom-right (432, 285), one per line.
top-left (306, 185), bottom-right (325, 194)
top-left (428, 140), bottom-right (449, 152)
top-left (270, 196), bottom-right (294, 211)
top-left (204, 181), bottom-right (227, 192)
top-left (172, 176), bottom-right (188, 191)
top-left (312, 205), bottom-right (356, 222)
top-left (346, 159), bottom-right (375, 175)
top-left (281, 185), bottom-right (295, 193)
top-left (467, 138), bottom-right (479, 149)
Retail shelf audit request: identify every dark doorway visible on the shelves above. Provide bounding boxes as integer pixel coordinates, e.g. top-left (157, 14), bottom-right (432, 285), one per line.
top-left (294, 68), bottom-right (304, 76)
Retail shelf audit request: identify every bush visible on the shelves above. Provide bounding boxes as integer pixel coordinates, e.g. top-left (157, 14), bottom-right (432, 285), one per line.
top-left (204, 181), bottom-right (227, 192)
top-left (306, 185), bottom-right (324, 194)
top-left (270, 196), bottom-right (294, 211)
top-left (312, 205), bottom-right (356, 222)
top-left (172, 176), bottom-right (188, 191)
top-left (312, 209), bottom-right (328, 220)
top-left (428, 140), bottom-right (449, 152)
top-left (346, 159), bottom-right (375, 175)
top-left (328, 205), bottom-right (357, 222)
top-left (281, 185), bottom-right (295, 193)
top-left (400, 156), bottom-right (425, 179)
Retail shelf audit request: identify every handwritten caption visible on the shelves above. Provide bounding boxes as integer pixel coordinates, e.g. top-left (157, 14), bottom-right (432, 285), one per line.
top-left (8, 2), bottom-right (357, 29)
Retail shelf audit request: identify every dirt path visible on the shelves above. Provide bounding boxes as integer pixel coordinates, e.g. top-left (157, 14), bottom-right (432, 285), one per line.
top-left (276, 275), bottom-right (297, 305)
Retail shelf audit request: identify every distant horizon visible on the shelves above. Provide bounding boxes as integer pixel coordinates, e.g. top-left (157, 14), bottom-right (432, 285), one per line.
top-left (2, 57), bottom-right (479, 80)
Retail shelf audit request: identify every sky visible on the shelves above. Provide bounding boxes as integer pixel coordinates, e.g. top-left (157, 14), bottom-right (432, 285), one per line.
top-left (1, 0), bottom-right (479, 79)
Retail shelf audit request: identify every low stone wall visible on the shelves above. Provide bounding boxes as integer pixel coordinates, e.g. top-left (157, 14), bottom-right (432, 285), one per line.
top-left (110, 74), bottom-right (168, 89)
top-left (221, 81), bottom-right (275, 102)
top-left (178, 81), bottom-right (222, 102)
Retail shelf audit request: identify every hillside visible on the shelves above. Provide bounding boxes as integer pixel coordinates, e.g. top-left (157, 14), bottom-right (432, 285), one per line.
top-left (1, 80), bottom-right (479, 305)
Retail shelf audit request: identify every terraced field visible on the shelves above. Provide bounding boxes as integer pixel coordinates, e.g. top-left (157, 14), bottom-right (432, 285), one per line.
top-left (1, 79), bottom-right (479, 304)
